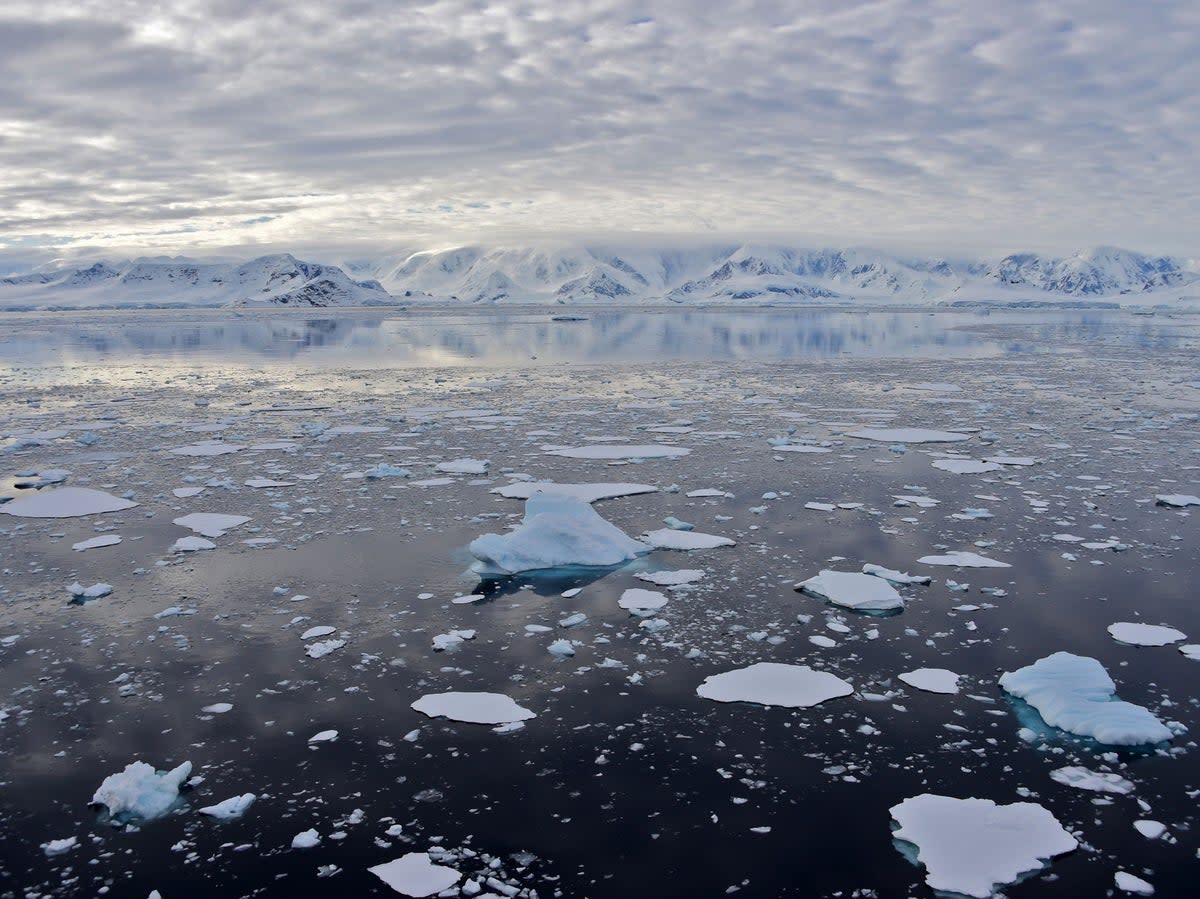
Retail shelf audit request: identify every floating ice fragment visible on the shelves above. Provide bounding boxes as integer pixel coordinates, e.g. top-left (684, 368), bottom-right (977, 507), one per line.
top-left (68, 582), bottom-right (112, 601)
top-left (932, 459), bottom-right (1003, 474)
top-left (300, 626), bottom-right (336, 640)
top-left (199, 793), bottom-right (256, 820)
top-left (492, 481), bottom-right (657, 502)
top-left (847, 428), bottom-right (970, 444)
top-left (1107, 622), bottom-right (1186, 646)
top-left (171, 536), bottom-right (215, 552)
top-left (72, 535), bottom-right (122, 551)
top-left (861, 564), bottom-right (930, 586)
top-left (547, 638), bottom-right (575, 657)
top-left (890, 794), bottom-right (1077, 898)
top-left (696, 662), bottom-right (853, 708)
top-left (469, 494), bottom-right (649, 575)
top-left (686, 488), bottom-right (731, 498)
top-left (917, 551), bottom-right (1010, 568)
top-left (244, 478), bottom-right (295, 488)
top-left (305, 639), bottom-right (346, 659)
top-left (618, 588), bottom-right (669, 611)
top-left (641, 529), bottom-right (735, 550)
top-left (1115, 872), bottom-right (1155, 895)
top-left (1049, 766), bottom-right (1134, 794)
top-left (636, 569), bottom-right (705, 586)
top-left (1155, 494), bottom-right (1199, 508)
top-left (796, 571), bottom-right (904, 612)
top-left (308, 730), bottom-right (338, 743)
top-left (41, 836), bottom-right (77, 856)
top-left (368, 852), bottom-right (462, 897)
top-left (898, 668), bottom-right (961, 694)
top-left (201, 703), bottom-right (232, 714)
top-left (170, 442), bottom-right (245, 456)
top-left (92, 761), bottom-right (192, 822)
top-left (435, 458), bottom-right (489, 475)
top-left (999, 652), bottom-right (1172, 746)
top-left (547, 444), bottom-right (690, 460)
top-left (0, 487), bottom-right (138, 519)
top-left (364, 463), bottom-right (411, 479)
top-left (1133, 820), bottom-right (1166, 840)
top-left (291, 829), bottom-right (320, 849)
top-left (173, 513), bottom-right (251, 538)
top-left (410, 692), bottom-right (536, 725)
top-left (1179, 644), bottom-right (1200, 660)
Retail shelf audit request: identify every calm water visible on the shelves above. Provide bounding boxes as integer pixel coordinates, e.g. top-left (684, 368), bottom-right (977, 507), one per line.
top-left (0, 309), bottom-right (1197, 898)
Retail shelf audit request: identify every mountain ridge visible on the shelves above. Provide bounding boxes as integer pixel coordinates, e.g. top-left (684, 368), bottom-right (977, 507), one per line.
top-left (2, 244), bottom-right (1197, 310)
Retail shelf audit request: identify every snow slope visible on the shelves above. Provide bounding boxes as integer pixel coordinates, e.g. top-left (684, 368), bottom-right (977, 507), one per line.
top-left (0, 254), bottom-right (393, 310)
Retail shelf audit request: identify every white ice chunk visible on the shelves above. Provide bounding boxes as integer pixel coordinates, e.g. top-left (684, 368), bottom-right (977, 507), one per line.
top-left (368, 852), bottom-right (462, 897)
top-left (199, 793), bottom-right (256, 820)
top-left (492, 481), bottom-right (658, 503)
top-left (1049, 766), bottom-right (1134, 794)
top-left (932, 459), bottom-right (1003, 474)
top-left (0, 487), bottom-right (138, 519)
top-left (890, 794), bottom-right (1077, 898)
top-left (696, 662), bottom-right (853, 708)
top-left (797, 571), bottom-right (904, 612)
top-left (291, 829), bottom-right (320, 849)
top-left (1107, 622), bottom-right (1186, 647)
top-left (436, 458), bottom-right (489, 475)
top-left (847, 428), bottom-right (970, 443)
top-left (173, 513), bottom-right (251, 538)
top-left (244, 478), bottom-right (295, 488)
top-left (410, 692), bottom-right (536, 725)
top-left (547, 444), bottom-right (691, 460)
top-left (41, 836), bottom-right (77, 856)
top-left (862, 564), bottom-right (930, 586)
top-left (171, 536), bottom-right (215, 553)
top-left (305, 639), bottom-right (346, 659)
top-left (1133, 820), bottom-right (1166, 840)
top-left (308, 729), bottom-right (338, 743)
top-left (1115, 872), bottom-right (1155, 895)
top-left (636, 568), bottom-right (705, 586)
top-left (999, 652), bottom-right (1172, 746)
top-left (917, 551), bottom-right (1010, 568)
top-left (618, 588), bottom-right (669, 611)
top-left (641, 529), bottom-right (735, 550)
top-left (92, 761), bottom-right (192, 821)
top-left (469, 493), bottom-right (649, 575)
top-left (1155, 494), bottom-right (1200, 508)
top-left (72, 535), bottom-right (123, 551)
top-left (301, 626), bottom-right (337, 640)
top-left (170, 442), bottom-right (245, 456)
top-left (899, 668), bottom-right (961, 694)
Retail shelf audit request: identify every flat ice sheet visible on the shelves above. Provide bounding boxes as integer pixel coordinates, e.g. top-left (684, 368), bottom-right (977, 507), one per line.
top-left (0, 487), bottom-right (138, 518)
top-left (696, 662), bottom-right (853, 708)
top-left (410, 692), bottom-right (536, 725)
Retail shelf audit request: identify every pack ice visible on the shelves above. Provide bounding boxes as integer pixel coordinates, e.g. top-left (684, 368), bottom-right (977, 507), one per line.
top-left (796, 570), bottom-right (904, 612)
top-left (92, 761), bottom-right (192, 822)
top-left (890, 794), bottom-right (1077, 898)
top-left (999, 652), bottom-right (1173, 746)
top-left (468, 494), bottom-right (649, 575)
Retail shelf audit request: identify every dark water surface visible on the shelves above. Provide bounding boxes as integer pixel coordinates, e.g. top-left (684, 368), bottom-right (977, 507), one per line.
top-left (0, 309), bottom-right (1197, 898)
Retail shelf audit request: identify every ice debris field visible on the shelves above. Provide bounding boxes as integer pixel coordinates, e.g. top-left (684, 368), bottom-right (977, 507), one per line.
top-left (0, 309), bottom-right (1197, 898)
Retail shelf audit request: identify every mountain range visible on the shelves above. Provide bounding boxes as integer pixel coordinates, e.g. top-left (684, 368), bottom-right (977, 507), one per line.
top-left (2, 244), bottom-right (1197, 310)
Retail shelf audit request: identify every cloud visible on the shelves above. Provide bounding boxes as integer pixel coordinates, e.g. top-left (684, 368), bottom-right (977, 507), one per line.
top-left (0, 0), bottom-right (1196, 255)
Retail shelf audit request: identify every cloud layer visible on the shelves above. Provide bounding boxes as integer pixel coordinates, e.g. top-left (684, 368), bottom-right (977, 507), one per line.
top-left (1, 0), bottom-right (1197, 255)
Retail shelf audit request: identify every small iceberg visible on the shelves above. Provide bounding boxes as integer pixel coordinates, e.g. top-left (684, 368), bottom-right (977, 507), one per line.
top-left (999, 651), bottom-right (1173, 746)
top-left (199, 793), bottom-right (256, 820)
top-left (92, 760), bottom-right (192, 822)
top-left (468, 493), bottom-right (649, 576)
top-left (368, 852), bottom-right (461, 897)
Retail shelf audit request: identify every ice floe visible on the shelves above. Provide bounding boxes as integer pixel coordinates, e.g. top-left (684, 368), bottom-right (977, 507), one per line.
top-left (170, 441), bottom-right (245, 456)
top-left (173, 513), bottom-right (251, 538)
top-left (368, 852), bottom-right (461, 897)
top-left (641, 528), bottom-right (735, 550)
top-left (171, 536), bottom-right (215, 553)
top-left (917, 551), bottom-right (1011, 568)
top-left (890, 794), bottom-right (1077, 898)
top-left (636, 568), bottom-right (705, 586)
top-left (1154, 493), bottom-right (1199, 508)
top-left (492, 481), bottom-right (658, 502)
top-left (436, 458), bottom-right (489, 475)
top-left (861, 564), bottom-right (930, 586)
top-left (898, 668), bottom-right (961, 694)
top-left (796, 571), bottom-right (904, 612)
top-left (0, 487), bottom-right (138, 518)
top-left (1107, 622), bottom-right (1186, 646)
top-left (618, 588), bottom-right (669, 611)
top-left (696, 662), bottom-right (853, 708)
top-left (91, 761), bottom-right (192, 822)
top-left (72, 535), bottom-right (122, 551)
top-left (410, 692), bottom-right (536, 725)
top-left (1049, 766), bottom-right (1134, 794)
top-left (547, 444), bottom-right (691, 460)
top-left (1115, 872), bottom-right (1156, 895)
top-left (931, 459), bottom-right (1003, 474)
top-left (847, 428), bottom-right (970, 443)
top-left (999, 652), bottom-right (1173, 745)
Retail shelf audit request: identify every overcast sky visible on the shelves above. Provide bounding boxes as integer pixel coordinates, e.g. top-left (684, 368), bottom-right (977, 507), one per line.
top-left (1, 0), bottom-right (1197, 259)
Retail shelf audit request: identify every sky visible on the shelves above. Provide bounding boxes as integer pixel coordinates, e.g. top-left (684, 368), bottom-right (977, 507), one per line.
top-left (1, 0), bottom-right (1197, 261)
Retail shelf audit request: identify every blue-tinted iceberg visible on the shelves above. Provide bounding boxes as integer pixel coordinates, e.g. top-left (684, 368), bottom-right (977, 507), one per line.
top-left (999, 652), bottom-right (1172, 746)
top-left (468, 494), bottom-right (649, 575)
top-left (91, 761), bottom-right (192, 822)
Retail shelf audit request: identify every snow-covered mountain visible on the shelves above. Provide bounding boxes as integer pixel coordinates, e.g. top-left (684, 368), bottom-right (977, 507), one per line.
top-left (347, 243), bottom-right (1198, 307)
top-left (2, 244), bottom-right (1197, 309)
top-left (0, 254), bottom-right (393, 309)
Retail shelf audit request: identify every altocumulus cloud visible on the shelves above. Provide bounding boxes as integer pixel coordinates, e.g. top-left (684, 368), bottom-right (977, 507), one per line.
top-left (0, 0), bottom-right (1197, 254)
